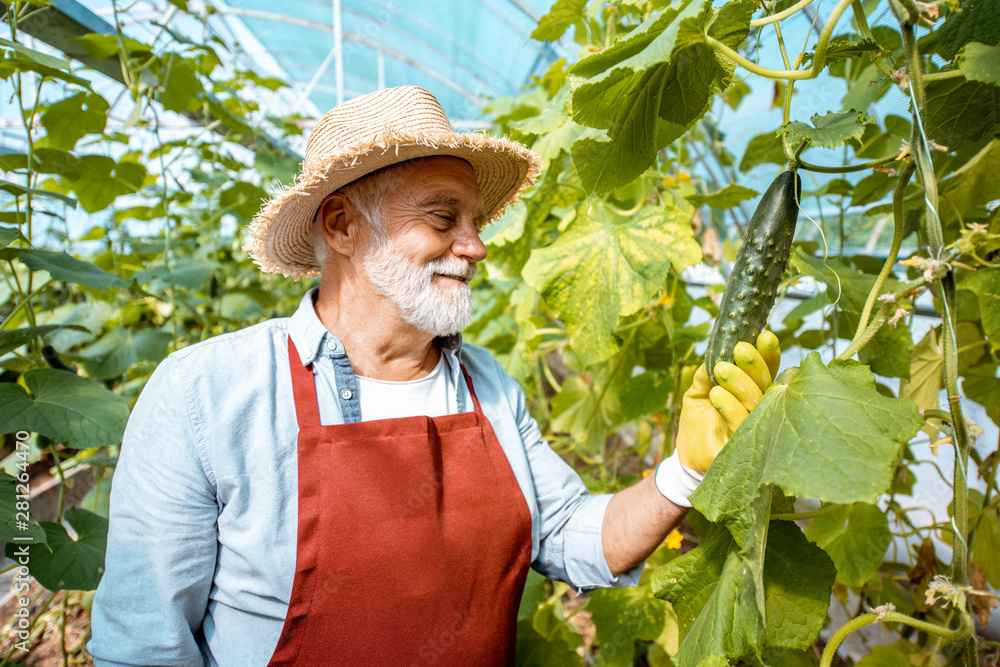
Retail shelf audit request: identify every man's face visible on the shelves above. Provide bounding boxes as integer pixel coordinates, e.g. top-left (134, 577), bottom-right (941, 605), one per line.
top-left (361, 157), bottom-right (487, 337)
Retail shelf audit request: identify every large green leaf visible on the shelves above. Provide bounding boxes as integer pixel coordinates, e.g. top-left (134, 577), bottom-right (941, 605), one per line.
top-left (77, 326), bottom-right (173, 380)
top-left (900, 329), bottom-right (943, 439)
top-left (522, 202), bottom-right (699, 365)
top-left (857, 315), bottom-right (914, 380)
top-left (65, 155), bottom-right (147, 213)
top-left (779, 110), bottom-right (873, 150)
top-left (135, 257), bottom-right (217, 290)
top-left (485, 158), bottom-right (565, 280)
top-left (3, 507), bottom-right (107, 591)
top-left (937, 0), bottom-right (1000, 58)
top-left (792, 251), bottom-right (916, 377)
top-left (40, 92), bottom-right (109, 150)
top-left (568, 0), bottom-right (749, 194)
top-left (0, 48), bottom-right (90, 87)
top-left (571, 66), bottom-right (676, 195)
top-left (620, 371), bottom-right (674, 420)
top-left (531, 0), bottom-right (588, 41)
top-left (924, 79), bottom-right (1000, 151)
top-left (801, 36), bottom-right (883, 67)
top-left (0, 36), bottom-right (71, 71)
top-left (855, 646), bottom-right (911, 667)
top-left (154, 52), bottom-right (202, 113)
top-left (218, 181), bottom-right (268, 220)
top-left (0, 224), bottom-right (22, 250)
top-left (19, 249), bottom-right (127, 290)
top-left (652, 520), bottom-right (834, 667)
top-left (939, 138), bottom-right (1000, 223)
top-left (739, 132), bottom-right (787, 172)
top-left (550, 374), bottom-right (622, 456)
top-left (963, 365), bottom-right (1000, 426)
top-left (792, 250), bottom-right (895, 312)
top-left (0, 324), bottom-right (90, 357)
top-left (958, 42), bottom-right (1000, 86)
top-left (0, 474), bottom-right (46, 544)
top-left (803, 502), bottom-right (892, 587)
top-left (0, 179), bottom-right (77, 208)
top-left (517, 568), bottom-right (547, 621)
top-left (686, 183), bottom-right (758, 209)
top-left (972, 507), bottom-right (1000, 587)
top-left (515, 618), bottom-right (583, 666)
top-left (0, 369), bottom-right (129, 449)
top-left (959, 269), bottom-right (1000, 350)
top-left (690, 354), bottom-right (922, 546)
top-left (588, 586), bottom-right (670, 667)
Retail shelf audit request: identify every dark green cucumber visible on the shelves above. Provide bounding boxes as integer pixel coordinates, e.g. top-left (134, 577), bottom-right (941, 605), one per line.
top-left (705, 170), bottom-right (800, 384)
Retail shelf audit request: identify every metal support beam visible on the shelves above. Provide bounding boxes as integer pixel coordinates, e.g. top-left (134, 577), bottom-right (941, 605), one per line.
top-left (297, 44), bottom-right (338, 108)
top-left (5, 0), bottom-right (301, 161)
top-left (332, 0), bottom-right (343, 106)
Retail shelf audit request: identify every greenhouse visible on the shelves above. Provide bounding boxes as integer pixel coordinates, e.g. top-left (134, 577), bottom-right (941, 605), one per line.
top-left (0, 0), bottom-right (998, 664)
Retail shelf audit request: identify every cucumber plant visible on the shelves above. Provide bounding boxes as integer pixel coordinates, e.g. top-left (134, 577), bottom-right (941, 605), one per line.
top-left (484, 1), bottom-right (1000, 665)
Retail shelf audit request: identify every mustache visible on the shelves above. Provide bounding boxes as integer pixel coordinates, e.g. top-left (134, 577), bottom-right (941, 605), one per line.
top-left (425, 257), bottom-right (477, 282)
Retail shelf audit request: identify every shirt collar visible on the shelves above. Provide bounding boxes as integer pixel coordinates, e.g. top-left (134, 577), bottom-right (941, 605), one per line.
top-left (287, 287), bottom-right (464, 367)
top-left (287, 287), bottom-right (330, 366)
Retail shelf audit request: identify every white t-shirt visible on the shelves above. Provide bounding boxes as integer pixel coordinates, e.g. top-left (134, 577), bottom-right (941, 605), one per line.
top-left (354, 353), bottom-right (458, 421)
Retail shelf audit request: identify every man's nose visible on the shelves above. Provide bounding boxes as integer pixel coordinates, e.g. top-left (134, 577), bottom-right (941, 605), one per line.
top-left (453, 221), bottom-right (488, 263)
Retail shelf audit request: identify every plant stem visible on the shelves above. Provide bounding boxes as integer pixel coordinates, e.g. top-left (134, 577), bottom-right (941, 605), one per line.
top-left (850, 0), bottom-right (895, 78)
top-left (0, 278), bottom-right (53, 330)
top-left (819, 609), bottom-right (973, 667)
top-left (923, 408), bottom-right (953, 423)
top-left (837, 264), bottom-right (948, 361)
top-left (48, 443), bottom-right (67, 524)
top-left (844, 162), bottom-right (916, 356)
top-left (941, 274), bottom-right (972, 587)
top-left (584, 328), bottom-right (639, 430)
top-left (796, 152), bottom-right (902, 173)
top-left (59, 592), bottom-right (69, 667)
top-left (923, 69), bottom-right (964, 82)
top-left (750, 0), bottom-right (814, 26)
top-left (705, 0), bottom-right (854, 81)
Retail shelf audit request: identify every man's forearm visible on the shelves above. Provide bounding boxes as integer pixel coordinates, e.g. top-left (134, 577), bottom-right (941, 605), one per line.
top-left (601, 473), bottom-right (687, 576)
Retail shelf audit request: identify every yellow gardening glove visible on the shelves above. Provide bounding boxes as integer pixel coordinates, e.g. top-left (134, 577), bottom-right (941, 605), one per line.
top-left (676, 331), bottom-right (781, 472)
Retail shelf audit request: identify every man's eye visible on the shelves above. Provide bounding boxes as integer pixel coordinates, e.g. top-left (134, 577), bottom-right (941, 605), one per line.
top-left (434, 212), bottom-right (455, 223)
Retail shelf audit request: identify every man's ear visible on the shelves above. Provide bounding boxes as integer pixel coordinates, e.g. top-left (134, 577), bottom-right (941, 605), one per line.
top-left (318, 193), bottom-right (362, 258)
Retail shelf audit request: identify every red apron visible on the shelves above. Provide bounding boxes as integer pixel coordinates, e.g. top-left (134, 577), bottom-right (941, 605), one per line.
top-left (267, 338), bottom-right (532, 666)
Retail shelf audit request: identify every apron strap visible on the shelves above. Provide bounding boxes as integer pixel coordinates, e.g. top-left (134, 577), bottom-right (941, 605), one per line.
top-left (288, 337), bottom-right (321, 429)
top-left (459, 364), bottom-right (485, 416)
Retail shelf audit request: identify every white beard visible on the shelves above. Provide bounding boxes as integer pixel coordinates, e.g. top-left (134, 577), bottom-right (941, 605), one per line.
top-left (363, 236), bottom-right (477, 337)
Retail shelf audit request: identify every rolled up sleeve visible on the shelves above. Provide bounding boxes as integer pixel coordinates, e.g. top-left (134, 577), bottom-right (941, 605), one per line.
top-left (506, 368), bottom-right (644, 592)
top-left (89, 356), bottom-right (218, 667)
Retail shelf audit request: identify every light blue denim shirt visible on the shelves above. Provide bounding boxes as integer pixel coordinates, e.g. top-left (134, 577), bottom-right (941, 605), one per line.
top-left (89, 287), bottom-right (643, 667)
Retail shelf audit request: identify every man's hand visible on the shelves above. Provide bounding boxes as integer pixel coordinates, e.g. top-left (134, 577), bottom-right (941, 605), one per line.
top-left (676, 331), bottom-right (781, 472)
top-left (606, 332), bottom-right (781, 572)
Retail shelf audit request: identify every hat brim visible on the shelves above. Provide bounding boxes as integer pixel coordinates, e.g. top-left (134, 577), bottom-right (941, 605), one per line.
top-left (243, 129), bottom-right (541, 278)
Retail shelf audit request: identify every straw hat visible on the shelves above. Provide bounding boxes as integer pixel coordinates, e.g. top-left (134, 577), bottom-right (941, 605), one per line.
top-left (243, 85), bottom-right (541, 278)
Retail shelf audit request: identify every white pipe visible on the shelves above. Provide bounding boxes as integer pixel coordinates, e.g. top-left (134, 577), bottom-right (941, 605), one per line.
top-left (333, 0), bottom-right (344, 105)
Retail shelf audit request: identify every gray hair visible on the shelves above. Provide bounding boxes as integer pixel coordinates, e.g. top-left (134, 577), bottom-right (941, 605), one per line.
top-left (311, 158), bottom-right (433, 268)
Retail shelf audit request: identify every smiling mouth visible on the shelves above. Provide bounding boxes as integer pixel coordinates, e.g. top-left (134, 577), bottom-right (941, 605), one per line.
top-left (435, 273), bottom-right (469, 283)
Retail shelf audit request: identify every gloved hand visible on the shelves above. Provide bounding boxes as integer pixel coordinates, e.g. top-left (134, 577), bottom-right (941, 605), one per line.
top-left (654, 331), bottom-right (781, 508)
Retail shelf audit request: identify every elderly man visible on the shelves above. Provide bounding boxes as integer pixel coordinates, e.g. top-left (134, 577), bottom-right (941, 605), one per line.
top-left (89, 86), bottom-right (771, 666)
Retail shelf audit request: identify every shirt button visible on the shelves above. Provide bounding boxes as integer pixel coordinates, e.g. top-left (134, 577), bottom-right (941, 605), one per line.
top-left (327, 340), bottom-right (339, 352)
top-left (340, 389), bottom-right (353, 400)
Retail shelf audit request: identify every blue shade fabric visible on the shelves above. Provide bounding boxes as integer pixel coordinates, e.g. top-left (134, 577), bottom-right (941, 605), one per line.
top-left (222, 0), bottom-right (564, 123)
